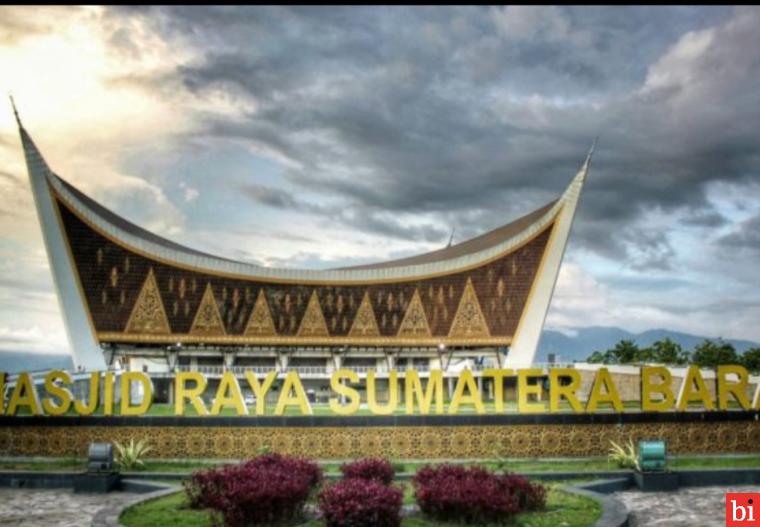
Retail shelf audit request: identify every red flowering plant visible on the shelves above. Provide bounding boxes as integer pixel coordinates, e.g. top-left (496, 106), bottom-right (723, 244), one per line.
top-left (501, 473), bottom-right (547, 512)
top-left (340, 458), bottom-right (396, 485)
top-left (319, 478), bottom-right (403, 527)
top-left (244, 453), bottom-right (323, 488)
top-left (412, 464), bottom-right (546, 523)
top-left (183, 453), bottom-right (322, 527)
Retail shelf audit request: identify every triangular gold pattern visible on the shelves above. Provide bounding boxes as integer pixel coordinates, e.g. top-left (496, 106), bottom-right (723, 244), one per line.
top-left (397, 288), bottom-right (432, 338)
top-left (244, 289), bottom-right (277, 337)
top-left (189, 282), bottom-right (226, 336)
top-left (448, 277), bottom-right (490, 339)
top-left (297, 290), bottom-right (329, 337)
top-left (125, 268), bottom-right (170, 334)
top-left (348, 291), bottom-right (380, 337)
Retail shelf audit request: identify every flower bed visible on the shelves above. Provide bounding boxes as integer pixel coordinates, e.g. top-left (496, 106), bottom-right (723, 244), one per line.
top-left (121, 485), bottom-right (597, 527)
top-left (340, 458), bottom-right (396, 485)
top-left (412, 465), bottom-right (546, 524)
top-left (184, 454), bottom-right (322, 527)
top-left (319, 478), bottom-right (403, 527)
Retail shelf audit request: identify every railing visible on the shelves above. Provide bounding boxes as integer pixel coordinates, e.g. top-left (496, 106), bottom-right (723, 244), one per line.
top-left (396, 364), bottom-right (430, 372)
top-left (171, 364), bottom-right (483, 375)
top-left (230, 366), bottom-right (276, 374)
top-left (287, 366), bottom-right (328, 374)
top-left (341, 365), bottom-right (379, 373)
top-left (5, 363), bottom-right (577, 382)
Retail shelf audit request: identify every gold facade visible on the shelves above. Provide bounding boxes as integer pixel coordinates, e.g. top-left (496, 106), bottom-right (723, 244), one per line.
top-left (2, 422), bottom-right (759, 460)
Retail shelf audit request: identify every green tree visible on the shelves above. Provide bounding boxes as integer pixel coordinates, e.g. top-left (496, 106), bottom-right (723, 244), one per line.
top-left (587, 350), bottom-right (608, 363)
top-left (648, 338), bottom-right (689, 365)
top-left (585, 340), bottom-right (641, 364)
top-left (636, 346), bottom-right (655, 363)
top-left (742, 347), bottom-right (760, 373)
top-left (691, 339), bottom-right (739, 369)
top-left (610, 339), bottom-right (640, 364)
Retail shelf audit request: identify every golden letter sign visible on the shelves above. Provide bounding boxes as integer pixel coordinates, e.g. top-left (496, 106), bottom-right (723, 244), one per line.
top-left (2, 365), bottom-right (759, 417)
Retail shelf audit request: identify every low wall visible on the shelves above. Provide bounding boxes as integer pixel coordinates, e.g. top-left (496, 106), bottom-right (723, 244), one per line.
top-left (1, 412), bottom-right (759, 460)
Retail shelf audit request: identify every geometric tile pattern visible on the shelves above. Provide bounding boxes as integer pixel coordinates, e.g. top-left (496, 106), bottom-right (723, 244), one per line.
top-left (1, 421), bottom-right (759, 460)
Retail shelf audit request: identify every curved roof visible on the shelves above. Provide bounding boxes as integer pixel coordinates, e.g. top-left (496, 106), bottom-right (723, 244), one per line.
top-left (54, 174), bottom-right (236, 262)
top-left (22, 123), bottom-right (577, 284)
top-left (341, 200), bottom-right (557, 270)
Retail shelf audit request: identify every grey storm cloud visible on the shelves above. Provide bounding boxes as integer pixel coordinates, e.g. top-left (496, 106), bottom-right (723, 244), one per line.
top-left (105, 5), bottom-right (760, 266)
top-left (239, 183), bottom-right (449, 243)
top-left (679, 208), bottom-right (728, 228)
top-left (239, 184), bottom-right (307, 211)
top-left (718, 214), bottom-right (760, 252)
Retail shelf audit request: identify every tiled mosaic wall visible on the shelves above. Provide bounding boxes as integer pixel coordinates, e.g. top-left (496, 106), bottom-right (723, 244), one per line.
top-left (2, 420), bottom-right (759, 459)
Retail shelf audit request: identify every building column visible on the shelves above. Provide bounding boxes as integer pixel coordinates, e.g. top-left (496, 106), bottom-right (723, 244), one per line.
top-left (384, 351), bottom-right (397, 372)
top-left (277, 351), bottom-right (289, 372)
top-left (331, 353), bottom-right (342, 371)
top-left (167, 350), bottom-right (178, 372)
top-left (103, 345), bottom-right (117, 368)
top-left (223, 351), bottom-right (236, 371)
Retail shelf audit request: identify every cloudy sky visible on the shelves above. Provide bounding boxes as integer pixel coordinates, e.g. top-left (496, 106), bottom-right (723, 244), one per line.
top-left (1, 6), bottom-right (759, 355)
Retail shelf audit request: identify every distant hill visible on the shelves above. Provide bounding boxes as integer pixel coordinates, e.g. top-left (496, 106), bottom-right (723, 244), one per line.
top-left (1, 327), bottom-right (758, 372)
top-left (537, 326), bottom-right (760, 363)
top-left (0, 351), bottom-right (73, 373)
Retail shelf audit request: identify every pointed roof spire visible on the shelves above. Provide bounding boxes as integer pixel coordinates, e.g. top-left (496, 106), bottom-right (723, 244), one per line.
top-left (9, 95), bottom-right (22, 129)
top-left (570, 136), bottom-right (597, 188)
top-left (589, 136), bottom-right (598, 157)
top-left (584, 136), bottom-right (598, 168)
top-left (446, 227), bottom-right (455, 248)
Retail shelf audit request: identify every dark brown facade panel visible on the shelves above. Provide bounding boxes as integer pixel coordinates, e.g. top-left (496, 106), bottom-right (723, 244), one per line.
top-left (57, 197), bottom-right (552, 342)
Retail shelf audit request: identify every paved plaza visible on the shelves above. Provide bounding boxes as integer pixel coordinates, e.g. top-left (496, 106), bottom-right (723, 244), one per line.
top-left (0, 488), bottom-right (138, 527)
top-left (616, 485), bottom-right (760, 527)
top-left (1, 484), bottom-right (759, 526)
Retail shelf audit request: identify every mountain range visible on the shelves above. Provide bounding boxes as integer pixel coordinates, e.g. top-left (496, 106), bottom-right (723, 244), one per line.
top-left (535, 326), bottom-right (759, 363)
top-left (1, 326), bottom-right (758, 373)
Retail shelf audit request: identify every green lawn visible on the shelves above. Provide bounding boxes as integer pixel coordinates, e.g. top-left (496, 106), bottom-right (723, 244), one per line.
top-left (120, 492), bottom-right (211, 527)
top-left (401, 487), bottom-right (600, 527)
top-left (3, 454), bottom-right (760, 474)
top-left (120, 485), bottom-right (600, 527)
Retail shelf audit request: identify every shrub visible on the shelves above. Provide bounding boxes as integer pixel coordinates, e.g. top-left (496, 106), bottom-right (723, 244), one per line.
top-left (412, 464), bottom-right (546, 523)
top-left (501, 473), bottom-right (547, 512)
top-left (319, 478), bottom-right (403, 527)
top-left (245, 453), bottom-right (323, 488)
top-left (185, 464), bottom-right (226, 510)
top-left (340, 458), bottom-right (396, 485)
top-left (113, 439), bottom-right (152, 470)
top-left (413, 464), bottom-right (476, 487)
top-left (183, 453), bottom-right (322, 526)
